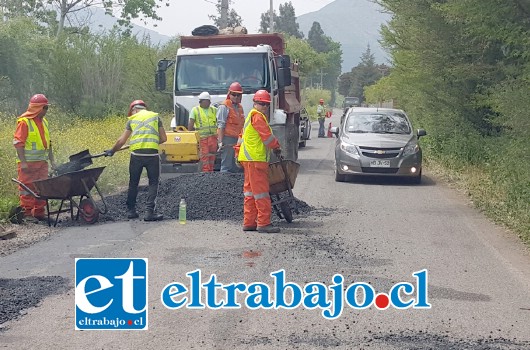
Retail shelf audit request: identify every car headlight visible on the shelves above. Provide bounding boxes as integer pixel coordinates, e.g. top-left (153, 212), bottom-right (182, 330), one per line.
top-left (340, 142), bottom-right (359, 156)
top-left (402, 142), bottom-right (419, 156)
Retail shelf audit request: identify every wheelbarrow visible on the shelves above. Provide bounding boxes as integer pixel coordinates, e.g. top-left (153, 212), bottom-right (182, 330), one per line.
top-left (268, 156), bottom-right (300, 223)
top-left (12, 167), bottom-right (107, 227)
top-left (53, 145), bottom-right (129, 176)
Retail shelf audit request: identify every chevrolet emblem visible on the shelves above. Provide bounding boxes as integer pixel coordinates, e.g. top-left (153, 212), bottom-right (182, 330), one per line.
top-left (374, 150), bottom-right (386, 154)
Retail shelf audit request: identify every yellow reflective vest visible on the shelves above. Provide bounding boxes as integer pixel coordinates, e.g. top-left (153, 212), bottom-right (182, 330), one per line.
top-left (16, 117), bottom-right (50, 163)
top-left (238, 109), bottom-right (271, 162)
top-left (191, 106), bottom-right (217, 138)
top-left (128, 110), bottom-right (160, 151)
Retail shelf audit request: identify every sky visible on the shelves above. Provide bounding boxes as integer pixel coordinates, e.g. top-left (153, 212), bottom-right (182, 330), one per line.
top-left (133, 0), bottom-right (335, 37)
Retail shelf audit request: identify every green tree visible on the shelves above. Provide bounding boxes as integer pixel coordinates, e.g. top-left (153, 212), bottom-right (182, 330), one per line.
top-left (29, 0), bottom-right (166, 36)
top-left (284, 35), bottom-right (325, 78)
top-left (0, 17), bottom-right (53, 113)
top-left (208, 0), bottom-right (243, 28)
top-left (307, 21), bottom-right (329, 53)
top-left (306, 22), bottom-right (342, 104)
top-left (259, 2), bottom-right (303, 38)
top-left (339, 45), bottom-right (382, 101)
top-left (259, 10), bottom-right (277, 34)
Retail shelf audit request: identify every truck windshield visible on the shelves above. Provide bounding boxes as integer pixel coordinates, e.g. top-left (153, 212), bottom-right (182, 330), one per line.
top-left (175, 53), bottom-right (269, 95)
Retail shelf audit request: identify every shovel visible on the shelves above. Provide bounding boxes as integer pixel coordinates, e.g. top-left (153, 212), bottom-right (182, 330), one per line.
top-left (54, 145), bottom-right (130, 176)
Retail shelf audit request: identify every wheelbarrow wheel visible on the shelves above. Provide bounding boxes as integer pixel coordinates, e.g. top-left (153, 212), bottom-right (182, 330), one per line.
top-left (279, 201), bottom-right (293, 223)
top-left (79, 199), bottom-right (99, 224)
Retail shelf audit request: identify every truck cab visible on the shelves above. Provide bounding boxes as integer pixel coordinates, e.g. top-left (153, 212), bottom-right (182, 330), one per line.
top-left (156, 33), bottom-right (302, 163)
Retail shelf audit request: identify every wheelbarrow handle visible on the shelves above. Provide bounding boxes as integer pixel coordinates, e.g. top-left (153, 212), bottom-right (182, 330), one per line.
top-left (11, 178), bottom-right (41, 199)
top-left (92, 145), bottom-right (130, 159)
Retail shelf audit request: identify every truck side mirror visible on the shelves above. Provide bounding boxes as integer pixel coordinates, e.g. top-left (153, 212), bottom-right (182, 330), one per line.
top-left (155, 70), bottom-right (166, 91)
top-left (276, 55), bottom-right (292, 90)
top-left (155, 59), bottom-right (175, 91)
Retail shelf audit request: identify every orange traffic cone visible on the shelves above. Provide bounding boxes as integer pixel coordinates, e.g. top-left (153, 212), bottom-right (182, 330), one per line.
top-left (327, 122), bottom-right (333, 138)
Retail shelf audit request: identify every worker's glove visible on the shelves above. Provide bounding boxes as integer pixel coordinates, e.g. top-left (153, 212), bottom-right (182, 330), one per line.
top-left (273, 148), bottom-right (282, 157)
top-left (235, 158), bottom-right (242, 168)
top-left (217, 142), bottom-right (223, 152)
top-left (104, 149), bottom-right (114, 157)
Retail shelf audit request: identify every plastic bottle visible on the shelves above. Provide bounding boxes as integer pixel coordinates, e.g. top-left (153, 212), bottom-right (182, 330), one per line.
top-left (179, 198), bottom-right (187, 225)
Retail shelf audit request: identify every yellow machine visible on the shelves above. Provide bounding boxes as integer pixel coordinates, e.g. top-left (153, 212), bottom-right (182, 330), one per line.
top-left (159, 126), bottom-right (201, 172)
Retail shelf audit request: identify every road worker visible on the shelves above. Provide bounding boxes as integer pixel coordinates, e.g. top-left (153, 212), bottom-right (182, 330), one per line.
top-left (105, 100), bottom-right (167, 221)
top-left (317, 98), bottom-right (326, 137)
top-left (234, 90), bottom-right (282, 234)
top-left (188, 92), bottom-right (218, 172)
top-left (216, 82), bottom-right (245, 173)
top-left (13, 94), bottom-right (56, 223)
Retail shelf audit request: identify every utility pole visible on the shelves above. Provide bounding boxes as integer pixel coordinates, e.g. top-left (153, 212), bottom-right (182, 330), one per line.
top-left (269, 0), bottom-right (274, 33)
top-left (220, 0), bottom-right (228, 29)
top-left (319, 68), bottom-right (325, 89)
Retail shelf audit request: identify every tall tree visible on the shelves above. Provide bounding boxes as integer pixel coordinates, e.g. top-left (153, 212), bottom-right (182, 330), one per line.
top-left (277, 2), bottom-right (303, 38)
top-left (259, 10), bottom-right (278, 33)
top-left (208, 0), bottom-right (242, 28)
top-left (351, 45), bottom-right (381, 100)
top-left (306, 21), bottom-right (341, 103)
top-left (307, 21), bottom-right (329, 53)
top-left (260, 2), bottom-right (303, 37)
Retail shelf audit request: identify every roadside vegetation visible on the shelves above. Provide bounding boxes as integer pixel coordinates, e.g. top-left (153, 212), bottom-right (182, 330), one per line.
top-left (362, 0), bottom-right (530, 243)
top-left (1, 1), bottom-right (527, 243)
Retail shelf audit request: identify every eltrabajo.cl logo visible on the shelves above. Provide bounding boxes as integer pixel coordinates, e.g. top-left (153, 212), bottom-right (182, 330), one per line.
top-left (75, 258), bottom-right (148, 330)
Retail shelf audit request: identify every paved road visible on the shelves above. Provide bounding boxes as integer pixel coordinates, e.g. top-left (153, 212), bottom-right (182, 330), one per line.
top-left (1, 112), bottom-right (530, 349)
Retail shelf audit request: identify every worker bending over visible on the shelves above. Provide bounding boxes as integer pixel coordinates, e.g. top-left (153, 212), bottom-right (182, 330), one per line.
top-left (105, 100), bottom-right (167, 221)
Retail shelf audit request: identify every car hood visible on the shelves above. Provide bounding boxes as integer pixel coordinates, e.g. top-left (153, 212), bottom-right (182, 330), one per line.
top-left (342, 133), bottom-right (414, 148)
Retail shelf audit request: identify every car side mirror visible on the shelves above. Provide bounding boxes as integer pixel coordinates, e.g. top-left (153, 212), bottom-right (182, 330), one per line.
top-left (330, 126), bottom-right (339, 137)
top-left (417, 129), bottom-right (427, 139)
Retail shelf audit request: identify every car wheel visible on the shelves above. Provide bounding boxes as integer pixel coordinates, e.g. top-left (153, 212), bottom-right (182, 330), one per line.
top-left (299, 140), bottom-right (306, 148)
top-left (335, 166), bottom-right (346, 182)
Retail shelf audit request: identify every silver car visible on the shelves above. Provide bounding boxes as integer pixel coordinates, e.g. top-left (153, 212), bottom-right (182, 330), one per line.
top-left (331, 108), bottom-right (426, 183)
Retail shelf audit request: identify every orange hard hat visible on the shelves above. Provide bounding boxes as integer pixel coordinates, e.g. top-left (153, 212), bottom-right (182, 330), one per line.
top-left (128, 99), bottom-right (147, 116)
top-left (30, 94), bottom-right (48, 104)
top-left (229, 82), bottom-right (243, 94)
top-left (319, 99), bottom-right (324, 104)
top-left (253, 90), bottom-right (271, 103)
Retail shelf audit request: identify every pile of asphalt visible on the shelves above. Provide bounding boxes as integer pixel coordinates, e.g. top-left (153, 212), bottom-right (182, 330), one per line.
top-left (97, 172), bottom-right (313, 223)
top-left (0, 276), bottom-right (69, 328)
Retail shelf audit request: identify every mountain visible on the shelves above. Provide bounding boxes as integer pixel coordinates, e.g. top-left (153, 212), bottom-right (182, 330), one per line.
top-left (296, 0), bottom-right (391, 72)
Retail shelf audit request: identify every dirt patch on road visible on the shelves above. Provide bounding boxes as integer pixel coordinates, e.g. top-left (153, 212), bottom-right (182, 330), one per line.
top-left (0, 223), bottom-right (57, 258)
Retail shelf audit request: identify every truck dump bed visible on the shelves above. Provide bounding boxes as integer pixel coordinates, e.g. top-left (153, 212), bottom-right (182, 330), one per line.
top-left (180, 33), bottom-right (286, 55)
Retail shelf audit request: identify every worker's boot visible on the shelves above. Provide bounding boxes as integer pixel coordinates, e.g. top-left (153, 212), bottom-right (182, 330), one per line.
top-left (242, 226), bottom-right (257, 232)
top-left (127, 208), bottom-right (139, 219)
top-left (257, 225), bottom-right (280, 233)
top-left (144, 209), bottom-right (163, 222)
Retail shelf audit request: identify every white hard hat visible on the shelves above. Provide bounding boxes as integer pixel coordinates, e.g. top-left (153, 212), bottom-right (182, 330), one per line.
top-left (198, 92), bottom-right (211, 100)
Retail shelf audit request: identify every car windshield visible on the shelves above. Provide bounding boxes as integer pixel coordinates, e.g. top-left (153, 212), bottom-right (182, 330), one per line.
top-left (345, 112), bottom-right (411, 134)
top-left (344, 97), bottom-right (359, 105)
top-left (175, 53), bottom-right (269, 94)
